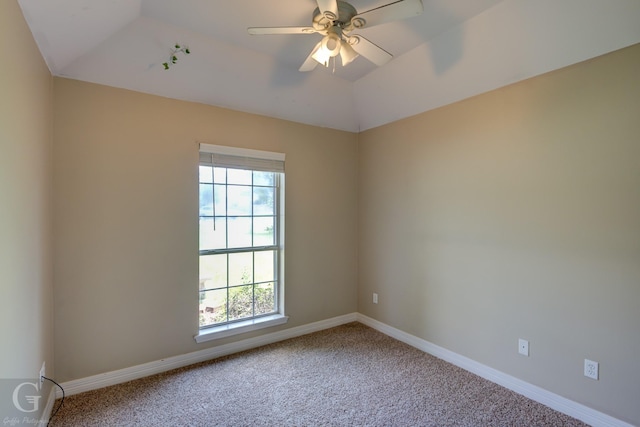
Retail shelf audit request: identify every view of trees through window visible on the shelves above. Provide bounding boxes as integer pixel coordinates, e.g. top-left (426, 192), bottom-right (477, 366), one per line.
top-left (198, 165), bottom-right (279, 328)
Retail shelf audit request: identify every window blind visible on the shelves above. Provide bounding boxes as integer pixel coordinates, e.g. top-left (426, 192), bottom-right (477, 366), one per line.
top-left (199, 143), bottom-right (285, 173)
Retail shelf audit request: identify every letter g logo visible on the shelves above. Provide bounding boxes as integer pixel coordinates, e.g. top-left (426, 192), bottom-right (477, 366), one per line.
top-left (12, 381), bottom-right (41, 413)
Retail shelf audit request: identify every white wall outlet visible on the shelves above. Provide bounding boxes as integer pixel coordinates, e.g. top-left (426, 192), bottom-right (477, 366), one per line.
top-left (518, 339), bottom-right (529, 356)
top-left (372, 293), bottom-right (378, 304)
top-left (39, 362), bottom-right (45, 387)
top-left (584, 359), bottom-right (599, 380)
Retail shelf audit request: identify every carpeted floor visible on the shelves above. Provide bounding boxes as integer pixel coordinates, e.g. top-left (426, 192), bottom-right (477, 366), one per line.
top-left (49, 322), bottom-right (589, 426)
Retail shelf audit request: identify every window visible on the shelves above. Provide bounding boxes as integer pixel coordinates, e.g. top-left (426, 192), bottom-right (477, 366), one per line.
top-left (197, 144), bottom-right (286, 341)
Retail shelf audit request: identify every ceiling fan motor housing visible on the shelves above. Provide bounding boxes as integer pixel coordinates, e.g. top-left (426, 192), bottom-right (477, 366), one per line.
top-left (312, 1), bottom-right (358, 32)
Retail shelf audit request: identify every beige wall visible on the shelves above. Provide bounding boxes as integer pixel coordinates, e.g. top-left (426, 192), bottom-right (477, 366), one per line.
top-left (358, 43), bottom-right (640, 425)
top-left (0, 0), bottom-right (54, 404)
top-left (52, 78), bottom-right (359, 381)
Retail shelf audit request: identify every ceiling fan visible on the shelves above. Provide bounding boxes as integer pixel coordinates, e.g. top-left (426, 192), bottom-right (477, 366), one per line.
top-left (248, 0), bottom-right (423, 72)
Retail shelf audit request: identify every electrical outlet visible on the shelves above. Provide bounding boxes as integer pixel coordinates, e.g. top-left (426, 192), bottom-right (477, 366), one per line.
top-left (584, 359), bottom-right (599, 380)
top-left (518, 339), bottom-right (529, 356)
top-left (373, 293), bottom-right (378, 304)
top-left (39, 362), bottom-right (45, 387)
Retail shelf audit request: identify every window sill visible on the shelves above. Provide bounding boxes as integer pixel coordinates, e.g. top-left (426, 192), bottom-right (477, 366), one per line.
top-left (194, 314), bottom-right (289, 344)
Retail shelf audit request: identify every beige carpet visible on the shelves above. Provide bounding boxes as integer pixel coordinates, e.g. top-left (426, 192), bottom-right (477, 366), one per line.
top-left (50, 322), bottom-right (588, 426)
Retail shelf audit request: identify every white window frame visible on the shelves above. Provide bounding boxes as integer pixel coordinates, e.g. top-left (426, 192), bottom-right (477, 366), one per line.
top-left (195, 143), bottom-right (287, 343)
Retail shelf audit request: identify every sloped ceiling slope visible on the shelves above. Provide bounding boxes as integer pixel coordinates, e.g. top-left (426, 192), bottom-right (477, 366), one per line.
top-left (18, 0), bottom-right (640, 132)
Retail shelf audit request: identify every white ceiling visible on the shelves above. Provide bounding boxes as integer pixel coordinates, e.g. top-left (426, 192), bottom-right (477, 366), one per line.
top-left (18, 0), bottom-right (640, 132)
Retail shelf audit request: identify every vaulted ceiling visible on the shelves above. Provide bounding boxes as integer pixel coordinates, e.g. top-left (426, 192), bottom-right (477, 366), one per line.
top-left (18, 0), bottom-right (640, 132)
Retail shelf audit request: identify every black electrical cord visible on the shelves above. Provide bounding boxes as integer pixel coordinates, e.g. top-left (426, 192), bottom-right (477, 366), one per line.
top-left (42, 376), bottom-right (65, 427)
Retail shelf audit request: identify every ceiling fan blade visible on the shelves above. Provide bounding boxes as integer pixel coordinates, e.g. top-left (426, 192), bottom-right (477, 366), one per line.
top-left (350, 0), bottom-right (423, 30)
top-left (316, 0), bottom-right (339, 20)
top-left (299, 42), bottom-right (322, 72)
top-left (348, 35), bottom-right (392, 67)
top-left (248, 27), bottom-right (317, 35)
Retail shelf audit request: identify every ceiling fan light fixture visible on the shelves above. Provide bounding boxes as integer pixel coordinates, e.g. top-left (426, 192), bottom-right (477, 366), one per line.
top-left (313, 31), bottom-right (343, 67)
top-left (311, 43), bottom-right (332, 66)
top-left (321, 32), bottom-right (342, 57)
top-left (340, 42), bottom-right (359, 66)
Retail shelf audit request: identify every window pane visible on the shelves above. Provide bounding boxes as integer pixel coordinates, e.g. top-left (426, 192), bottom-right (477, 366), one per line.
top-left (200, 217), bottom-right (226, 250)
top-left (214, 184), bottom-right (226, 216)
top-left (213, 167), bottom-right (226, 184)
top-left (199, 254), bottom-right (227, 290)
top-left (199, 288), bottom-right (227, 327)
top-left (254, 250), bottom-right (275, 283)
top-left (253, 217), bottom-right (274, 246)
top-left (228, 185), bottom-right (251, 216)
top-left (228, 285), bottom-right (254, 321)
top-left (253, 187), bottom-right (274, 215)
top-left (199, 166), bottom-right (213, 184)
top-left (227, 169), bottom-right (252, 185)
top-left (199, 183), bottom-right (213, 216)
top-left (228, 252), bottom-right (253, 286)
top-left (255, 282), bottom-right (275, 316)
top-left (228, 217), bottom-right (252, 248)
top-left (253, 171), bottom-right (274, 186)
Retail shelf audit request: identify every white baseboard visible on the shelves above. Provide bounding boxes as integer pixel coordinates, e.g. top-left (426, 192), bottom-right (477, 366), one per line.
top-left (58, 312), bottom-right (358, 398)
top-left (40, 386), bottom-right (57, 425)
top-left (356, 313), bottom-right (633, 427)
